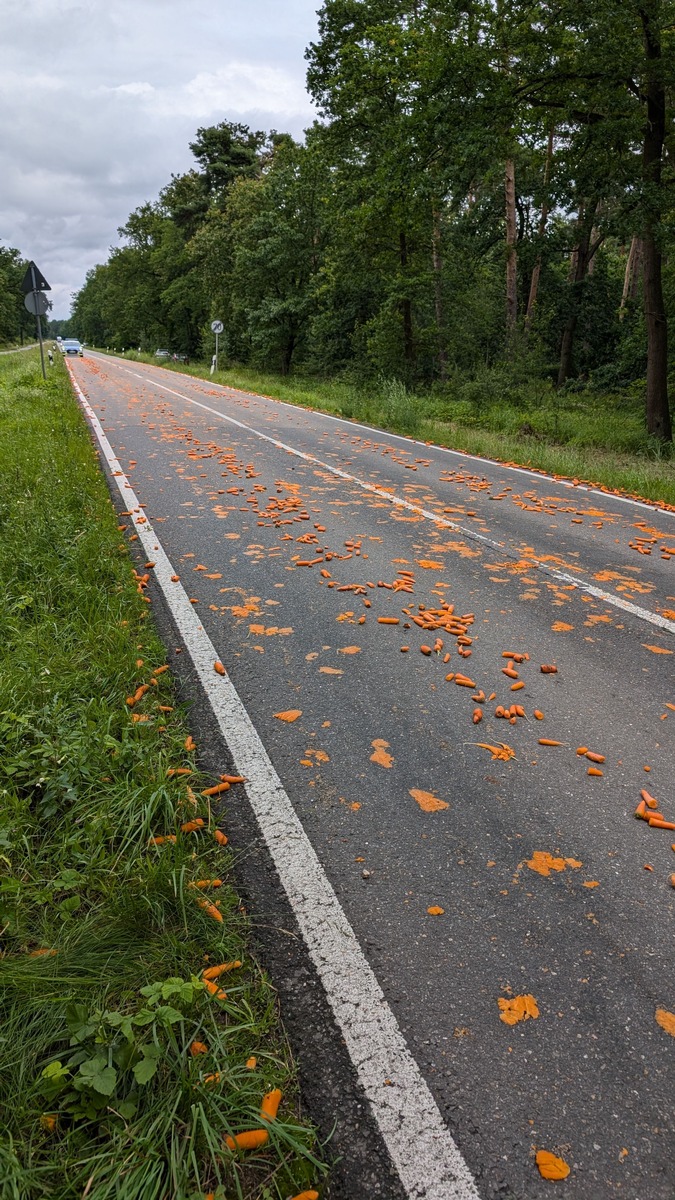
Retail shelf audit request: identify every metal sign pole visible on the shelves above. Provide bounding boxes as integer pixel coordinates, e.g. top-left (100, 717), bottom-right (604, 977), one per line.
top-left (31, 264), bottom-right (46, 381)
top-left (215, 330), bottom-right (219, 374)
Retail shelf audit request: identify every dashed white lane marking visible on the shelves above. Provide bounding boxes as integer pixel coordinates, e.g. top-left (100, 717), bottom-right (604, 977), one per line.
top-left (97, 359), bottom-right (675, 637)
top-left (68, 371), bottom-right (480, 1199)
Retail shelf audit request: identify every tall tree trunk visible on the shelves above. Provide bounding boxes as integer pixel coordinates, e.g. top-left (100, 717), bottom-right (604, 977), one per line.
top-left (639, 6), bottom-right (672, 440)
top-left (431, 204), bottom-right (448, 381)
top-left (505, 157), bottom-right (518, 337)
top-left (619, 235), bottom-right (644, 318)
top-left (399, 230), bottom-right (414, 365)
top-left (525, 125), bottom-right (554, 335)
top-left (557, 202), bottom-right (602, 387)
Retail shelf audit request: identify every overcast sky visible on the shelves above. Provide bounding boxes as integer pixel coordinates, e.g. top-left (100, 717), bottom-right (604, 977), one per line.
top-left (1, 0), bottom-right (320, 317)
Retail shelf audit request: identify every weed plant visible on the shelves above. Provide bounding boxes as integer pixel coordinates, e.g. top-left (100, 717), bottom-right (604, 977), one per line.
top-left (107, 350), bottom-right (675, 507)
top-left (0, 352), bottom-right (325, 1199)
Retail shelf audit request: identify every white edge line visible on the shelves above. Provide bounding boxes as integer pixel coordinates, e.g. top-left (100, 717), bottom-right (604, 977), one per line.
top-left (68, 372), bottom-right (481, 1199)
top-left (98, 360), bottom-right (675, 639)
top-left (92, 351), bottom-right (675, 518)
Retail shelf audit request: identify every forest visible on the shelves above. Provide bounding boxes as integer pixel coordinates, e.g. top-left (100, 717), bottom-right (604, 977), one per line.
top-left (67, 1), bottom-right (675, 443)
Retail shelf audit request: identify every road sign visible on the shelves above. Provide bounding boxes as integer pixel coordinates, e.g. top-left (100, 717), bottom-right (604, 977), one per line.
top-left (24, 291), bottom-right (49, 316)
top-left (21, 261), bottom-right (51, 293)
top-left (211, 320), bottom-right (224, 334)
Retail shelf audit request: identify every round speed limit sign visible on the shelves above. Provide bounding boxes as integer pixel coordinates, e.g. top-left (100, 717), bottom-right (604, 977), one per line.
top-left (211, 320), bottom-right (224, 334)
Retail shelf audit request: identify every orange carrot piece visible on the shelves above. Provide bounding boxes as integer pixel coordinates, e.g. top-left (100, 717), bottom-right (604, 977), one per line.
top-left (198, 900), bottom-right (223, 923)
top-left (148, 835), bottom-right (177, 845)
top-left (585, 751), bottom-right (605, 764)
top-left (167, 767), bottom-right (191, 777)
top-left (510, 681), bottom-right (525, 691)
top-left (640, 789), bottom-right (658, 808)
top-left (203, 960), bottom-right (242, 981)
top-left (260, 1088), bottom-right (283, 1120)
top-left (378, 617), bottom-right (400, 624)
top-left (648, 818), bottom-right (675, 830)
top-left (154, 665), bottom-right (170, 675)
top-left (420, 645), bottom-right (432, 655)
top-left (224, 1129), bottom-right (269, 1152)
top-left (185, 735), bottom-right (196, 752)
top-left (576, 746), bottom-right (588, 756)
top-left (189, 1040), bottom-right (208, 1056)
top-left (533, 709), bottom-right (544, 720)
top-left (587, 767), bottom-right (603, 777)
top-left (202, 781), bottom-right (230, 796)
top-left (540, 664), bottom-right (558, 673)
top-left (538, 739), bottom-right (564, 746)
top-left (220, 774), bottom-right (246, 784)
top-left (181, 818), bottom-right (205, 833)
top-left (634, 800), bottom-right (647, 819)
top-left (214, 661), bottom-right (226, 676)
top-left (213, 830), bottom-right (228, 846)
top-left (203, 979), bottom-right (227, 999)
top-left (472, 709), bottom-right (483, 724)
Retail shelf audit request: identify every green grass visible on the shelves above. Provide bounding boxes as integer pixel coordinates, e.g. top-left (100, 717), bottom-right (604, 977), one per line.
top-left (0, 351), bottom-right (326, 1200)
top-left (105, 350), bottom-right (675, 508)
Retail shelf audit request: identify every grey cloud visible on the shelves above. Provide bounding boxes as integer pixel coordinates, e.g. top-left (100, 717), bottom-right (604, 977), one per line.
top-left (1, 1), bottom-right (319, 317)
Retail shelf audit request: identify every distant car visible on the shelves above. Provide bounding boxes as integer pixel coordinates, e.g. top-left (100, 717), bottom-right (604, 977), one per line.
top-left (154, 349), bottom-right (170, 359)
top-left (172, 353), bottom-right (188, 362)
top-left (62, 339), bottom-right (84, 357)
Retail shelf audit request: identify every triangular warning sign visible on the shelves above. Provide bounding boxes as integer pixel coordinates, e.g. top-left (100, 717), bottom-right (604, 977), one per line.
top-left (21, 261), bottom-right (51, 293)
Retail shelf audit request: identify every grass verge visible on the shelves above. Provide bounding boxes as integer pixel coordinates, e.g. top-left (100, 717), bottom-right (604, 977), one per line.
top-left (0, 350), bottom-right (325, 1200)
top-left (106, 350), bottom-right (675, 509)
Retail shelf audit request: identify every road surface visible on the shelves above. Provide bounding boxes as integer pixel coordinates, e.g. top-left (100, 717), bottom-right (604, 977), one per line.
top-left (69, 353), bottom-right (674, 1200)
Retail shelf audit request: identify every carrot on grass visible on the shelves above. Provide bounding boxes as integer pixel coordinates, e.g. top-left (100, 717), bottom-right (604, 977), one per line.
top-left (224, 1129), bottom-right (269, 1151)
top-left (203, 960), bottom-right (242, 981)
top-left (260, 1088), bottom-right (283, 1120)
top-left (214, 830), bottom-right (228, 846)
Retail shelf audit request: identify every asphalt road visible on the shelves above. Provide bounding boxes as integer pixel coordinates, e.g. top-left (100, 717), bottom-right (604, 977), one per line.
top-left (72, 353), bottom-right (674, 1200)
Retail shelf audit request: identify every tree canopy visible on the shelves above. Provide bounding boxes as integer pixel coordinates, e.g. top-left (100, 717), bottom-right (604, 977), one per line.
top-left (70, 3), bottom-right (675, 438)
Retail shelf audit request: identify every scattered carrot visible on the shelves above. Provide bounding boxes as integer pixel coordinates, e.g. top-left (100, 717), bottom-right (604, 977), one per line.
top-left (203, 980), bottom-right (227, 1000)
top-left (576, 746), bottom-right (588, 756)
top-left (260, 1088), bottom-right (283, 1121)
top-left (181, 818), bottom-right (205, 833)
top-left (510, 681), bottom-right (525, 691)
top-left (540, 664), bottom-right (558, 674)
top-left (154, 665), bottom-right (170, 675)
top-left (220, 774), bottom-right (246, 784)
top-left (189, 1040), bottom-right (208, 1056)
top-left (585, 751), bottom-right (605, 764)
top-left (198, 900), bottom-right (223, 923)
top-left (533, 709), bottom-right (544, 720)
top-left (538, 739), bottom-right (564, 747)
top-left (148, 835), bottom-right (176, 845)
top-left (472, 708), bottom-right (483, 724)
top-left (224, 1129), bottom-right (269, 1152)
top-left (634, 800), bottom-right (647, 819)
top-left (587, 767), bottom-right (603, 777)
top-left (288, 1192), bottom-right (319, 1200)
top-left (420, 645), bottom-right (432, 655)
top-left (214, 661), bottom-right (226, 676)
top-left (184, 735), bottom-right (196, 752)
top-left (214, 830), bottom-right (228, 846)
top-left (454, 675), bottom-right (476, 688)
top-left (202, 781), bottom-right (230, 796)
top-left (190, 879), bottom-right (223, 890)
top-left (167, 767), bottom-right (191, 777)
top-left (203, 961), bottom-right (242, 981)
top-left (488, 692), bottom-right (496, 701)
top-left (640, 789), bottom-right (659, 808)
top-left (649, 818), bottom-right (675, 830)
top-left (245, 1056), bottom-right (257, 1070)
top-left (378, 617), bottom-right (400, 625)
